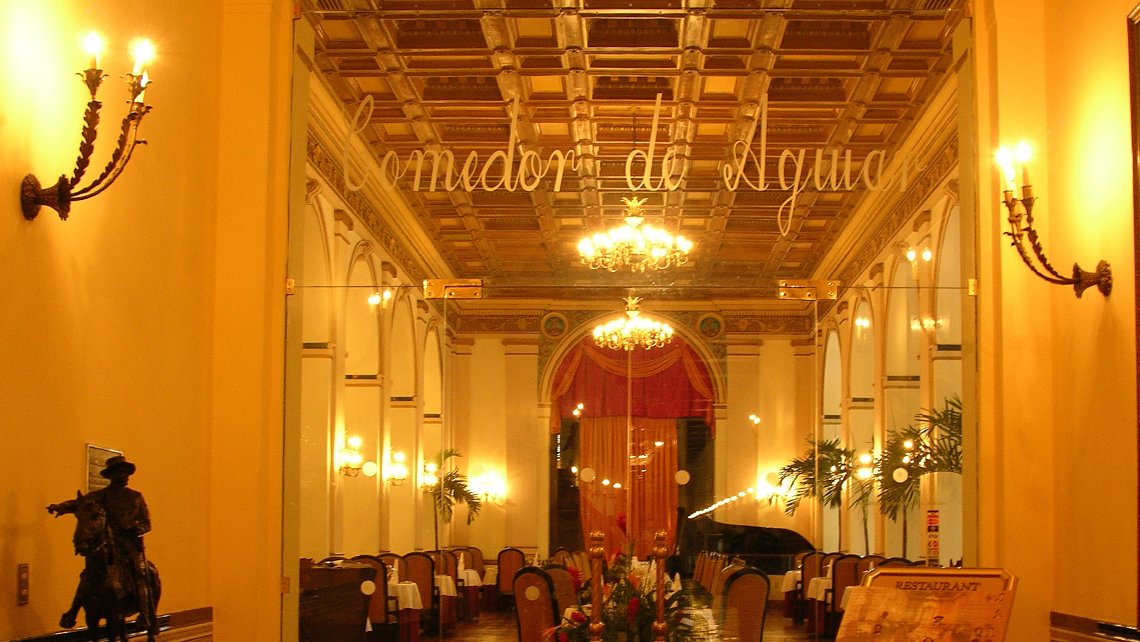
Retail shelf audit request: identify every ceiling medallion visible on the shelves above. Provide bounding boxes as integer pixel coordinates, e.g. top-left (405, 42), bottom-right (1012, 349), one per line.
top-left (577, 196), bottom-right (692, 272)
top-left (593, 297), bottom-right (674, 351)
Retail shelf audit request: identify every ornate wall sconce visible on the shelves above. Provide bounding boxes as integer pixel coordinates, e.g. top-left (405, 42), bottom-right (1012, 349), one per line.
top-left (995, 143), bottom-right (1112, 297)
top-left (21, 33), bottom-right (156, 221)
top-left (470, 471), bottom-right (507, 505)
top-left (338, 435), bottom-right (377, 477)
top-left (383, 451), bottom-right (408, 485)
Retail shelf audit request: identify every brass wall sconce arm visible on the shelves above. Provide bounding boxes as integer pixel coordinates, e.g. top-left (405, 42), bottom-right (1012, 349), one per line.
top-left (1001, 187), bottom-right (1112, 298)
top-left (21, 37), bottom-right (154, 221)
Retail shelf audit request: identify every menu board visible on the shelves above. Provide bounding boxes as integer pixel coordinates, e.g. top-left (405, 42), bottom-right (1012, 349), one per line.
top-left (836, 568), bottom-right (1016, 642)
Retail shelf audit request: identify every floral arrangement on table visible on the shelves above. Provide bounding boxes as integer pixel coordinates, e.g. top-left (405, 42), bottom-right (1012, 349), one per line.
top-left (553, 547), bottom-right (706, 642)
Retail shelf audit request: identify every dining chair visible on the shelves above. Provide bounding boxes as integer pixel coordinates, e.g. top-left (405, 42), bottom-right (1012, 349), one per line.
top-left (378, 552), bottom-right (406, 583)
top-left (498, 547), bottom-right (526, 609)
top-left (299, 560), bottom-right (375, 642)
top-left (550, 547), bottom-right (571, 566)
top-left (403, 552), bottom-right (438, 633)
top-left (719, 567), bottom-right (770, 642)
top-left (428, 550), bottom-right (460, 631)
top-left (544, 564), bottom-right (579, 616)
top-left (795, 550), bottom-right (824, 625)
top-left (824, 554), bottom-right (861, 637)
top-left (513, 566), bottom-right (559, 642)
top-left (350, 554), bottom-right (400, 642)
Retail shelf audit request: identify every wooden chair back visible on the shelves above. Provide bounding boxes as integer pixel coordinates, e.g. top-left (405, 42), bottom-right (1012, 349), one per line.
top-left (545, 564), bottom-right (579, 615)
top-left (403, 552), bottom-right (436, 610)
top-left (878, 556), bottom-right (912, 568)
top-left (719, 567), bottom-right (770, 642)
top-left (513, 566), bottom-right (559, 642)
top-left (350, 554), bottom-right (397, 626)
top-left (800, 550), bottom-right (825, 587)
top-left (855, 554), bottom-right (886, 578)
top-left (829, 554), bottom-right (861, 613)
top-left (498, 547), bottom-right (526, 595)
top-left (378, 552), bottom-right (406, 582)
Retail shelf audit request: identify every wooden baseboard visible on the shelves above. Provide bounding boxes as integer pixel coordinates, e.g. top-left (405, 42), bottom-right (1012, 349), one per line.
top-left (1051, 611), bottom-right (1140, 641)
top-left (8, 607), bottom-right (213, 642)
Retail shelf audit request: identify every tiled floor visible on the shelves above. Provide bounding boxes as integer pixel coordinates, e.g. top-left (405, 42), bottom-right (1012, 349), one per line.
top-left (443, 606), bottom-right (818, 641)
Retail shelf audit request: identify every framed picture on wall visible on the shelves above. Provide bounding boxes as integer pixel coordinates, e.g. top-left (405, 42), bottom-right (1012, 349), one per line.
top-left (86, 444), bottom-right (122, 492)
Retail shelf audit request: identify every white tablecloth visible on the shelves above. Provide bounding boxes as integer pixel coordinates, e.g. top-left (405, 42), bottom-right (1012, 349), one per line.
top-left (388, 581), bottom-right (423, 610)
top-left (483, 567), bottom-right (498, 586)
top-left (781, 570), bottom-right (801, 593)
top-left (458, 568), bottom-right (482, 587)
top-left (435, 575), bottom-right (458, 597)
top-left (805, 576), bottom-right (832, 601)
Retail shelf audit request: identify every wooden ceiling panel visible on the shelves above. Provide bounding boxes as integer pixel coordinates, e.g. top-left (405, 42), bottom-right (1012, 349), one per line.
top-left (303, 0), bottom-right (964, 304)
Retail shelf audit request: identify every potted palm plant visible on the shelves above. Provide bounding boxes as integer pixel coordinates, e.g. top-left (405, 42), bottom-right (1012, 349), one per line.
top-left (876, 396), bottom-right (962, 557)
top-left (424, 449), bottom-right (483, 552)
top-left (778, 437), bottom-right (856, 539)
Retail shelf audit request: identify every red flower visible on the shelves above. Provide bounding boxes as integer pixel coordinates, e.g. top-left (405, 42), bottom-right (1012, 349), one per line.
top-left (567, 566), bottom-right (583, 592)
top-left (627, 596), bottom-right (640, 622)
top-left (570, 610), bottom-right (588, 624)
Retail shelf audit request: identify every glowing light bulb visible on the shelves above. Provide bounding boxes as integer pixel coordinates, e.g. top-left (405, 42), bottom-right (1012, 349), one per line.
top-left (131, 38), bottom-right (155, 75)
top-left (83, 31), bottom-right (104, 70)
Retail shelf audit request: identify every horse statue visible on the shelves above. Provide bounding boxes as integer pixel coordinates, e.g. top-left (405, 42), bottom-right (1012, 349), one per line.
top-left (56, 490), bottom-right (161, 642)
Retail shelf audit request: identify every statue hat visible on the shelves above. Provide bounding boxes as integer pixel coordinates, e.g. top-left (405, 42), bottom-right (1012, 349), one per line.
top-left (100, 455), bottom-right (136, 478)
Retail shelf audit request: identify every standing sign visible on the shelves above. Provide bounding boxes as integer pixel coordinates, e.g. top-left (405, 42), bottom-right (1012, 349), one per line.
top-left (837, 567), bottom-right (1017, 641)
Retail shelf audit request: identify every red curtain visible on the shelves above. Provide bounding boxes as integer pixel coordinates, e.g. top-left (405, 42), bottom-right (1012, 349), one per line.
top-left (579, 417), bottom-right (678, 558)
top-left (549, 337), bottom-right (715, 433)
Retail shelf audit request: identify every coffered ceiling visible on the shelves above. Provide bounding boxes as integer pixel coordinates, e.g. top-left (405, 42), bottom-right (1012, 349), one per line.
top-left (301, 0), bottom-right (964, 306)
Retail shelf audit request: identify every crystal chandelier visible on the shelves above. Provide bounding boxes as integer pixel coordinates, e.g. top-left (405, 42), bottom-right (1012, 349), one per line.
top-left (593, 297), bottom-right (674, 351)
top-left (577, 196), bottom-right (692, 272)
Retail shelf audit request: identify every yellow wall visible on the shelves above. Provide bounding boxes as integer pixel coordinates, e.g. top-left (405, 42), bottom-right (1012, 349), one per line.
top-left (0, 0), bottom-right (290, 639)
top-left (975, 0), bottom-right (1138, 634)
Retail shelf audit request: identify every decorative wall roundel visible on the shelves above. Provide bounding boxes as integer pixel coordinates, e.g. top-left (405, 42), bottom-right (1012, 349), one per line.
top-left (695, 313), bottom-right (724, 340)
top-left (541, 312), bottom-right (568, 339)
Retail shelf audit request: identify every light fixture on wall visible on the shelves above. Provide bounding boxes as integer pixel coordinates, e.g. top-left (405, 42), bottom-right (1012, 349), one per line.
top-left (420, 461), bottom-right (439, 491)
top-left (854, 316), bottom-right (871, 330)
top-left (910, 315), bottom-right (942, 334)
top-left (384, 451), bottom-right (408, 485)
top-left (470, 471), bottom-right (507, 505)
top-left (994, 142), bottom-right (1112, 297)
top-left (368, 288), bottom-right (393, 308)
top-left (577, 196), bottom-right (692, 272)
top-left (21, 32), bottom-right (156, 221)
top-left (747, 414), bottom-right (761, 426)
top-left (338, 435), bottom-right (377, 477)
top-left (592, 296), bottom-right (674, 351)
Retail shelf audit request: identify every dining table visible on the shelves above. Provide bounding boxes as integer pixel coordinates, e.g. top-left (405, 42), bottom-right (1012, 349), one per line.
top-left (386, 580), bottom-right (423, 642)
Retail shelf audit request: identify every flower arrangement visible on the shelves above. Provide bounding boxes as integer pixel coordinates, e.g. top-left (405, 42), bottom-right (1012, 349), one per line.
top-left (553, 548), bottom-right (706, 642)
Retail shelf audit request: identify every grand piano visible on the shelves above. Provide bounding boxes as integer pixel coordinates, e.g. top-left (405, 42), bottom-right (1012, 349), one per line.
top-left (676, 515), bottom-right (814, 576)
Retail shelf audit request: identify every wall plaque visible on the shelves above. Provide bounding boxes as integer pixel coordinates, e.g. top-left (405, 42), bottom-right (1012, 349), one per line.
top-left (837, 568), bottom-right (1016, 641)
top-left (86, 444), bottom-right (122, 492)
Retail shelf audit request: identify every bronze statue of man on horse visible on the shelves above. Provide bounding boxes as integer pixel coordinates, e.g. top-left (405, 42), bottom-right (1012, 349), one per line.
top-left (48, 455), bottom-right (160, 642)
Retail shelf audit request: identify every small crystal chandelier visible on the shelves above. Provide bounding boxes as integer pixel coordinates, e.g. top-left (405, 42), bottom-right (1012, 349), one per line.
top-left (593, 297), bottom-right (674, 351)
top-left (577, 196), bottom-right (692, 272)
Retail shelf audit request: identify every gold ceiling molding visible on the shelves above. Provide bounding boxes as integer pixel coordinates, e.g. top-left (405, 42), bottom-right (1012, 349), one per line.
top-left (306, 131), bottom-right (429, 288)
top-left (834, 133), bottom-right (959, 298)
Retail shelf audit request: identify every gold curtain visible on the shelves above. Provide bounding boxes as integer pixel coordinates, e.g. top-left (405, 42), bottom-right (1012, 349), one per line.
top-left (579, 416), bottom-right (678, 558)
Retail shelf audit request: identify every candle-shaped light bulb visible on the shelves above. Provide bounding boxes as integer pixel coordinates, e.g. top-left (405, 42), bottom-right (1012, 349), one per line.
top-left (995, 147), bottom-right (1016, 192)
top-left (131, 38), bottom-right (156, 76)
top-left (83, 31), bottom-right (104, 70)
top-left (134, 71), bottom-right (149, 103)
top-left (1014, 140), bottom-right (1032, 188)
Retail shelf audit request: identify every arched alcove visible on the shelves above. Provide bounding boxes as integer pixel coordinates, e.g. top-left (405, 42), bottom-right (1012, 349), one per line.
top-left (848, 298), bottom-right (877, 555)
top-left (883, 260), bottom-right (922, 557)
